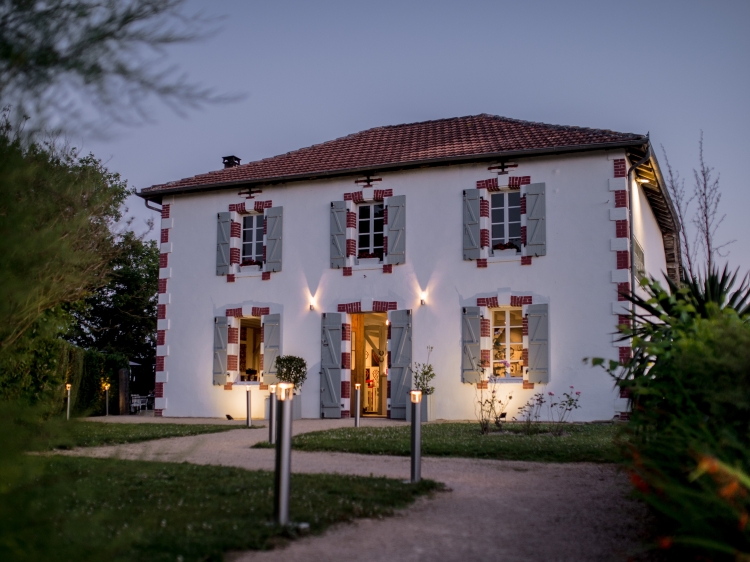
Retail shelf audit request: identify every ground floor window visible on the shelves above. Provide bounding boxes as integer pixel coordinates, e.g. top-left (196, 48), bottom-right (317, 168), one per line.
top-left (491, 307), bottom-right (524, 380)
top-left (239, 317), bottom-right (262, 381)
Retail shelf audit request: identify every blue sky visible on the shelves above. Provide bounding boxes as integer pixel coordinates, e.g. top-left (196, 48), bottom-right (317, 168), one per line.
top-left (86, 0), bottom-right (750, 274)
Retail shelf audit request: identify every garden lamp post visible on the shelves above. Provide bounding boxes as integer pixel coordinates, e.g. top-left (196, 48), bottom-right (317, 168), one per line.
top-left (410, 390), bottom-right (422, 483)
top-left (251, 385), bottom-right (253, 427)
top-left (103, 382), bottom-right (110, 416)
top-left (65, 383), bottom-right (72, 421)
top-left (268, 384), bottom-right (277, 445)
top-left (354, 383), bottom-right (361, 427)
top-left (274, 383), bottom-right (294, 526)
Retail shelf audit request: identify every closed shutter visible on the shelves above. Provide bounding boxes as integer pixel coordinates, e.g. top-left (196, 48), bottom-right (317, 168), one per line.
top-left (265, 206), bottom-right (283, 272)
top-left (216, 212), bottom-right (231, 275)
top-left (388, 309), bottom-right (412, 419)
top-left (462, 306), bottom-right (482, 383)
top-left (527, 304), bottom-right (549, 383)
top-left (330, 201), bottom-right (346, 268)
top-left (320, 313), bottom-right (342, 418)
top-left (463, 189), bottom-right (481, 260)
top-left (262, 314), bottom-right (281, 384)
top-left (526, 183), bottom-right (546, 257)
top-left (386, 195), bottom-right (406, 265)
top-left (213, 316), bottom-right (228, 385)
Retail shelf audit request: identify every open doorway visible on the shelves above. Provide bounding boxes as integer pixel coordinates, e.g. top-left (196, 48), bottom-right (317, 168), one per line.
top-left (239, 317), bottom-right (262, 382)
top-left (351, 312), bottom-right (388, 417)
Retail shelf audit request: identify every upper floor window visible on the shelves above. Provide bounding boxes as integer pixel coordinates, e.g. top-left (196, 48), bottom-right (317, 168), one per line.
top-left (242, 214), bottom-right (264, 265)
top-left (491, 191), bottom-right (521, 253)
top-left (492, 307), bottom-right (524, 380)
top-left (358, 203), bottom-right (384, 260)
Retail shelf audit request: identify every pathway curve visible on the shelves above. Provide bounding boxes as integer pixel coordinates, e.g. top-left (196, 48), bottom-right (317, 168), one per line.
top-left (63, 419), bottom-right (649, 562)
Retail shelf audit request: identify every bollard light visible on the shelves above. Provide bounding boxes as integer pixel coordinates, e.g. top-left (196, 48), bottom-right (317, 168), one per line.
top-left (246, 386), bottom-right (252, 427)
top-left (354, 383), bottom-right (361, 428)
top-left (274, 383), bottom-right (294, 526)
top-left (268, 384), bottom-right (277, 445)
top-left (103, 382), bottom-right (110, 417)
top-left (65, 383), bottom-right (72, 421)
top-left (410, 390), bottom-right (422, 483)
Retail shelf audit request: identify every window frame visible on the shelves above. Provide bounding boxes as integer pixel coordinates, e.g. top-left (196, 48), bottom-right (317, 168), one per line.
top-left (490, 190), bottom-right (522, 254)
top-left (241, 213), bottom-right (265, 266)
top-left (490, 307), bottom-right (525, 382)
top-left (356, 202), bottom-right (385, 261)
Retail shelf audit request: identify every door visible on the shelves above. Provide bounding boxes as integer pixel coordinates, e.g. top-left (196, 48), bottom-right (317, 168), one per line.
top-left (388, 309), bottom-right (412, 419)
top-left (320, 313), bottom-right (342, 418)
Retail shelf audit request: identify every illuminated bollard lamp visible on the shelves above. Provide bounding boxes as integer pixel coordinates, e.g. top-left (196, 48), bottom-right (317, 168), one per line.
top-left (66, 383), bottom-right (72, 421)
top-left (246, 386), bottom-right (252, 427)
top-left (268, 384), bottom-right (277, 445)
top-left (103, 382), bottom-right (111, 417)
top-left (410, 390), bottom-right (422, 483)
top-left (274, 383), bottom-right (294, 526)
top-left (354, 383), bottom-right (361, 428)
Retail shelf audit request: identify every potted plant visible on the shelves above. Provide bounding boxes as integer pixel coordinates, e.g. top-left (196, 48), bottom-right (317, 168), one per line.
top-left (274, 355), bottom-right (307, 420)
top-left (407, 346), bottom-right (436, 422)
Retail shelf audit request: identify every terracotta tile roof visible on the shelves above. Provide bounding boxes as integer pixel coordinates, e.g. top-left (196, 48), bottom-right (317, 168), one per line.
top-left (142, 114), bottom-right (645, 193)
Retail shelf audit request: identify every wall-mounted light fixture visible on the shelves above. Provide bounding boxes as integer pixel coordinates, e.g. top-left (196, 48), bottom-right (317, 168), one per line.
top-left (420, 292), bottom-right (427, 306)
top-left (309, 304), bottom-right (314, 311)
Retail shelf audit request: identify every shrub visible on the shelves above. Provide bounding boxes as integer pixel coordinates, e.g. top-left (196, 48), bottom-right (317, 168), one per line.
top-left (274, 355), bottom-right (307, 391)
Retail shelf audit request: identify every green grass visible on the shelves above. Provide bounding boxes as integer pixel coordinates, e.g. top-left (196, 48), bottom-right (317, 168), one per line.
top-left (43, 421), bottom-right (252, 450)
top-left (288, 422), bottom-right (622, 463)
top-left (0, 456), bottom-right (442, 562)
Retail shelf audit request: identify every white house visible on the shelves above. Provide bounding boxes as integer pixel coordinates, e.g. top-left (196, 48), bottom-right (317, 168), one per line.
top-left (138, 114), bottom-right (681, 422)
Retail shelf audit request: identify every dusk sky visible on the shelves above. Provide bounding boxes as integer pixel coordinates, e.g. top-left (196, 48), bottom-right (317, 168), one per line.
top-left (85, 0), bottom-right (750, 275)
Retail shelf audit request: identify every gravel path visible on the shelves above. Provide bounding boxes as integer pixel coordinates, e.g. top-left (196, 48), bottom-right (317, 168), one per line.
top-left (61, 420), bottom-right (649, 562)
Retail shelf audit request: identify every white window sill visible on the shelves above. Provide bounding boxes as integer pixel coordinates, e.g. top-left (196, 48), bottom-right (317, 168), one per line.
top-left (236, 265), bottom-right (263, 278)
top-left (487, 251), bottom-right (522, 263)
top-left (353, 258), bottom-right (384, 271)
top-left (488, 377), bottom-right (525, 384)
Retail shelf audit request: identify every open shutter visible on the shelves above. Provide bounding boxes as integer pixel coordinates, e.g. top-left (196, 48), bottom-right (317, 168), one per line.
top-left (265, 206), bottom-right (283, 272)
top-left (463, 189), bottom-right (481, 260)
top-left (213, 316), bottom-right (228, 385)
top-left (526, 183), bottom-right (546, 257)
top-left (386, 195), bottom-right (406, 265)
top-left (462, 306), bottom-right (482, 383)
top-left (262, 314), bottom-right (281, 384)
top-left (388, 309), bottom-right (412, 419)
top-left (320, 313), bottom-right (342, 418)
top-left (216, 212), bottom-right (231, 275)
top-left (330, 201), bottom-right (346, 268)
top-left (527, 304), bottom-right (549, 383)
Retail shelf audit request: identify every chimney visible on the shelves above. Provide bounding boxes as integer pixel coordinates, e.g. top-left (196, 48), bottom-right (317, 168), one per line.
top-left (223, 155), bottom-right (241, 169)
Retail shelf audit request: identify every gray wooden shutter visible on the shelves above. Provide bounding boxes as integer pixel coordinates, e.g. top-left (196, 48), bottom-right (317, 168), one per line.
top-left (526, 183), bottom-right (546, 257)
top-left (213, 316), bottom-right (228, 385)
top-left (386, 195), bottom-right (406, 265)
top-left (330, 201), bottom-right (346, 269)
top-left (527, 304), bottom-right (549, 383)
top-left (463, 189), bottom-right (481, 260)
top-left (216, 212), bottom-right (231, 275)
top-left (265, 206), bottom-right (283, 272)
top-left (320, 313), bottom-right (342, 418)
top-left (462, 306), bottom-right (482, 384)
top-left (262, 314), bottom-right (281, 384)
top-left (388, 309), bottom-right (412, 419)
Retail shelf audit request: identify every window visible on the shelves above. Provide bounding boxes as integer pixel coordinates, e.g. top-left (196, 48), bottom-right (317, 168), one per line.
top-left (633, 238), bottom-right (646, 281)
top-left (490, 191), bottom-right (521, 253)
top-left (357, 203), bottom-right (385, 260)
top-left (242, 214), bottom-right (264, 265)
top-left (491, 307), bottom-right (524, 380)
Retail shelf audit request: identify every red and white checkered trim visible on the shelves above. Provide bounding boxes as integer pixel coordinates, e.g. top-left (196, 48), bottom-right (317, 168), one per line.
top-left (155, 199), bottom-right (175, 412)
top-left (608, 154), bottom-right (632, 362)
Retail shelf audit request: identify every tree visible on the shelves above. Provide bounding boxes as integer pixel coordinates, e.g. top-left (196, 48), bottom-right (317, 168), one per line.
top-left (0, 0), bottom-right (228, 133)
top-left (66, 232), bottom-right (158, 370)
top-left (662, 132), bottom-right (734, 279)
top-left (0, 110), bottom-right (130, 354)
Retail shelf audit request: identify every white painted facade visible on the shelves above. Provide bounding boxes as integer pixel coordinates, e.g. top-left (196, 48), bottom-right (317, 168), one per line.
top-left (153, 149), bottom-right (670, 422)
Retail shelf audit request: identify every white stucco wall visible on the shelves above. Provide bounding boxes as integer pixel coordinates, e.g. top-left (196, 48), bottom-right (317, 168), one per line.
top-left (156, 149), bottom-right (668, 421)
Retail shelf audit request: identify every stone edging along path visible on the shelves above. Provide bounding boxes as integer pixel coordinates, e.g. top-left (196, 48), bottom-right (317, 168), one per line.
top-left (62, 419), bottom-right (649, 562)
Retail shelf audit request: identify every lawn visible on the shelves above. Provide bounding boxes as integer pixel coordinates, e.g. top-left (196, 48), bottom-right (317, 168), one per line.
top-left (42, 421), bottom-right (251, 450)
top-left (286, 422), bottom-right (622, 463)
top-left (0, 456), bottom-right (442, 562)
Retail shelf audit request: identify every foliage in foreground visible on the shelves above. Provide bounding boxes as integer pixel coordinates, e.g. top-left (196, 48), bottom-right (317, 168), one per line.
top-left (285, 422), bottom-right (620, 463)
top-left (0, 456), bottom-right (441, 562)
top-left (601, 273), bottom-right (750, 560)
